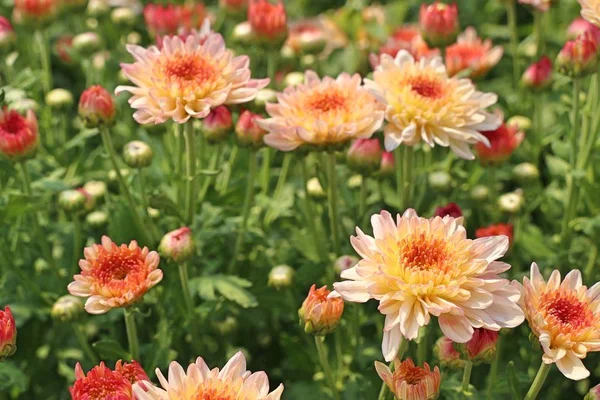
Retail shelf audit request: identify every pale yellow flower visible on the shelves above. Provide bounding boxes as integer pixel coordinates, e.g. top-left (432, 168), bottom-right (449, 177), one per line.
top-left (133, 352), bottom-right (284, 400)
top-left (365, 50), bottom-right (501, 159)
top-left (116, 31), bottom-right (269, 124)
top-left (259, 71), bottom-right (384, 151)
top-left (333, 209), bottom-right (524, 361)
top-left (580, 0), bottom-right (600, 27)
top-left (513, 263), bottom-right (600, 380)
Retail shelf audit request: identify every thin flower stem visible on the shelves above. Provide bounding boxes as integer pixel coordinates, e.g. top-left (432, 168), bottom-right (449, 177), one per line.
top-left (524, 361), bottom-right (551, 400)
top-left (534, 11), bottom-right (544, 59)
top-left (138, 168), bottom-right (150, 212)
top-left (34, 30), bottom-right (52, 93)
top-left (72, 215), bottom-right (83, 275)
top-left (300, 156), bottom-right (327, 262)
top-left (314, 336), bottom-right (340, 400)
top-left (506, 0), bottom-right (520, 89)
top-left (260, 147), bottom-right (272, 195)
top-left (178, 262), bottom-right (194, 315)
top-left (401, 146), bottom-right (414, 210)
top-left (486, 337), bottom-right (503, 399)
top-left (124, 307), bottom-right (140, 362)
top-left (533, 94), bottom-right (544, 164)
top-left (175, 124), bottom-right (185, 206)
top-left (227, 152), bottom-right (257, 274)
top-left (273, 153), bottom-right (292, 199)
top-left (100, 127), bottom-right (153, 245)
top-left (326, 152), bottom-right (341, 257)
top-left (74, 324), bottom-right (99, 365)
top-left (377, 340), bottom-right (409, 400)
top-left (417, 325), bottom-right (428, 366)
top-left (199, 143), bottom-right (222, 201)
top-left (219, 146), bottom-right (238, 195)
top-left (462, 360), bottom-right (473, 395)
top-left (183, 122), bottom-right (197, 225)
top-left (394, 146), bottom-right (402, 208)
top-left (358, 175), bottom-right (366, 219)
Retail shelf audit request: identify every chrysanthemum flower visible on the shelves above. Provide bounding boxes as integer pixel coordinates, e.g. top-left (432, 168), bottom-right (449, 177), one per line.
top-left (375, 358), bottom-right (441, 400)
top-left (156, 19), bottom-right (212, 49)
top-left (70, 362), bottom-right (134, 399)
top-left (133, 351), bottom-right (284, 400)
top-left (0, 108), bottom-right (38, 160)
top-left (513, 264), bottom-right (600, 380)
top-left (116, 32), bottom-right (269, 125)
top-left (445, 27), bottom-right (503, 79)
top-left (248, 0), bottom-right (287, 43)
top-left (67, 236), bottom-right (163, 314)
top-left (286, 19), bottom-right (326, 55)
top-left (365, 50), bottom-right (500, 159)
top-left (333, 209), bottom-right (524, 361)
top-left (580, 0), bottom-right (600, 27)
top-left (115, 360), bottom-right (150, 384)
top-left (260, 71), bottom-right (384, 151)
top-left (475, 120), bottom-right (524, 164)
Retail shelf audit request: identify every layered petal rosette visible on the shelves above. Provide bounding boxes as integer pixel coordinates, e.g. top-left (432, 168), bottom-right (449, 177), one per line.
top-left (513, 264), bottom-right (600, 380)
top-left (116, 32), bottom-right (269, 124)
top-left (133, 351), bottom-right (283, 400)
top-left (333, 209), bottom-right (524, 361)
top-left (68, 236), bottom-right (163, 314)
top-left (260, 71), bottom-right (384, 151)
top-left (365, 50), bottom-right (501, 159)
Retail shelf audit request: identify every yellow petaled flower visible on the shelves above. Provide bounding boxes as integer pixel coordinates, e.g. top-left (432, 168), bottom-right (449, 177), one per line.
top-left (375, 358), bottom-right (441, 400)
top-left (259, 70), bottom-right (384, 151)
top-left (133, 351), bottom-right (284, 400)
top-left (513, 263), bottom-right (600, 380)
top-left (333, 209), bottom-right (524, 361)
top-left (365, 50), bottom-right (501, 159)
top-left (116, 32), bottom-right (269, 124)
top-left (580, 0), bottom-right (600, 27)
top-left (67, 236), bottom-right (163, 314)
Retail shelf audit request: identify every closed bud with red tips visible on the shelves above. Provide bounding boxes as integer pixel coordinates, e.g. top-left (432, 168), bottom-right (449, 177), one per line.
top-left (0, 306), bottom-right (16, 360)
top-left (455, 328), bottom-right (499, 365)
top-left (0, 17), bottom-right (15, 51)
top-left (299, 285), bottom-right (344, 336)
top-left (556, 32), bottom-right (599, 77)
top-left (379, 151), bottom-right (395, 176)
top-left (346, 138), bottom-right (383, 174)
top-left (78, 86), bottom-right (116, 128)
top-left (247, 0), bottom-right (287, 44)
top-left (0, 108), bottom-right (38, 161)
top-left (476, 122), bottom-right (524, 164)
top-left (236, 110), bottom-right (267, 148)
top-left (159, 227), bottom-right (195, 263)
top-left (419, 2), bottom-right (459, 48)
top-left (521, 56), bottom-right (553, 90)
top-left (202, 106), bottom-right (233, 143)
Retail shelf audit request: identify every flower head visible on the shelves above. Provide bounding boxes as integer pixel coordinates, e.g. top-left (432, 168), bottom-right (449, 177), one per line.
top-left (476, 223), bottom-right (514, 246)
top-left (556, 32), bottom-right (599, 77)
top-left (367, 50), bottom-right (500, 159)
top-left (445, 27), bottom-right (503, 78)
top-left (521, 56), bottom-right (553, 90)
top-left (158, 227), bottom-right (195, 263)
top-left (0, 306), bottom-right (16, 360)
top-left (67, 236), bottom-right (163, 314)
top-left (419, 1), bottom-right (459, 48)
top-left (70, 361), bottom-right (148, 400)
top-left (513, 264), bottom-right (600, 380)
top-left (13, 0), bottom-right (59, 24)
top-left (0, 17), bottom-right (15, 51)
top-left (143, 3), bottom-right (206, 37)
top-left (434, 336), bottom-right (464, 369)
top-left (133, 351), bottom-right (283, 400)
top-left (475, 121), bottom-right (524, 164)
top-left (0, 108), bottom-right (38, 161)
top-left (299, 284), bottom-right (344, 336)
top-left (519, 0), bottom-right (555, 12)
top-left (370, 25), bottom-right (439, 69)
top-left (375, 358), bottom-right (441, 400)
top-left (580, 0), bottom-right (600, 27)
top-left (433, 202), bottom-right (462, 218)
top-left (115, 360), bottom-right (150, 384)
top-left (333, 209), bottom-right (524, 361)
top-left (247, 0), bottom-right (287, 43)
top-left (260, 71), bottom-right (384, 151)
top-left (79, 86), bottom-right (116, 128)
top-left (116, 32), bottom-right (269, 125)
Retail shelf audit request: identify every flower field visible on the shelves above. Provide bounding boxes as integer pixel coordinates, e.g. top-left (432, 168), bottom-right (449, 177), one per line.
top-left (2, 0), bottom-right (600, 399)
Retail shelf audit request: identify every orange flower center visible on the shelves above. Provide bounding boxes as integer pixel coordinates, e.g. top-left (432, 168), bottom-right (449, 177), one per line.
top-left (193, 382), bottom-right (236, 400)
top-left (92, 247), bottom-right (145, 284)
top-left (306, 91), bottom-right (348, 114)
top-left (400, 234), bottom-right (449, 272)
top-left (409, 77), bottom-right (443, 99)
top-left (397, 363), bottom-right (428, 385)
top-left (543, 294), bottom-right (593, 328)
top-left (163, 54), bottom-right (217, 83)
top-left (83, 375), bottom-right (130, 400)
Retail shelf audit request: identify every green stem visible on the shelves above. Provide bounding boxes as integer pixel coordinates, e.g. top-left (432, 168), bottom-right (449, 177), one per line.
top-left (100, 127), bottom-right (153, 245)
top-left (183, 122), bottom-right (197, 225)
top-left (462, 361), bottom-right (474, 395)
top-left (178, 263), bottom-right (194, 314)
top-left (486, 337), bottom-right (503, 399)
top-left (199, 143), bottom-right (222, 201)
top-left (35, 30), bottom-right (52, 93)
top-left (401, 146), bottom-right (414, 210)
top-left (533, 94), bottom-right (543, 164)
top-left (506, 0), bottom-right (520, 89)
top-left (138, 169), bottom-right (150, 212)
top-left (417, 325), bottom-right (428, 366)
top-left (358, 175), bottom-right (366, 220)
top-left (219, 146), bottom-right (238, 195)
top-left (314, 336), bottom-right (340, 400)
top-left (300, 157), bottom-right (327, 262)
top-left (585, 244), bottom-right (598, 279)
top-left (260, 147), bottom-right (272, 195)
top-left (72, 215), bottom-right (82, 275)
top-left (273, 153), bottom-right (292, 199)
top-left (534, 11), bottom-right (544, 58)
top-left (377, 340), bottom-right (409, 400)
top-left (124, 308), bottom-right (140, 362)
top-left (227, 152), bottom-right (257, 274)
top-left (524, 362), bottom-right (551, 400)
top-left (74, 324), bottom-right (99, 365)
top-left (394, 146), bottom-right (402, 208)
top-left (175, 124), bottom-right (185, 206)
top-left (326, 152), bottom-right (341, 257)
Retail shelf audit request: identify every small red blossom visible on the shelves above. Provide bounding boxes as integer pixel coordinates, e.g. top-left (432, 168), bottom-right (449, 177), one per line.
top-left (143, 3), bottom-right (207, 37)
top-left (0, 108), bottom-right (38, 160)
top-left (476, 122), bottom-right (524, 164)
top-left (78, 86), bottom-right (116, 128)
top-left (419, 1), bottom-right (459, 47)
top-left (70, 361), bottom-right (148, 400)
top-left (556, 32), bottom-right (599, 77)
top-left (433, 202), bottom-right (463, 219)
top-left (379, 151), bottom-right (395, 176)
top-left (445, 27), bottom-right (503, 78)
top-left (476, 223), bottom-right (514, 246)
top-left (0, 16), bottom-right (15, 50)
top-left (521, 56), bottom-right (553, 90)
top-left (347, 138), bottom-right (383, 173)
top-left (13, 0), bottom-right (59, 24)
top-left (248, 0), bottom-right (287, 43)
top-left (0, 306), bottom-right (16, 360)
top-left (235, 110), bottom-right (267, 148)
top-left (202, 106), bottom-right (233, 143)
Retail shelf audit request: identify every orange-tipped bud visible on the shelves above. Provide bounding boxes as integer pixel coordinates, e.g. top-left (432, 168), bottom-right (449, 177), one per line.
top-left (298, 284), bottom-right (344, 336)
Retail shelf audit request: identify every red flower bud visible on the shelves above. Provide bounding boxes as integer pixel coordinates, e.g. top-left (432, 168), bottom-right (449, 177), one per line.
top-left (521, 56), bottom-right (553, 90)
top-left (235, 110), bottom-right (267, 148)
top-left (158, 227), bottom-right (195, 263)
top-left (0, 17), bottom-right (15, 51)
top-left (476, 122), bottom-right (524, 164)
top-left (433, 202), bottom-right (462, 219)
top-left (0, 108), bottom-right (38, 161)
top-left (476, 223), bottom-right (514, 246)
top-left (143, 3), bottom-right (207, 37)
top-left (13, 0), bottom-right (59, 24)
top-left (0, 306), bottom-right (16, 360)
top-left (202, 106), bottom-right (233, 143)
top-left (379, 151), bottom-right (395, 176)
top-left (455, 328), bottom-right (499, 365)
top-left (346, 138), bottom-right (383, 174)
top-left (419, 1), bottom-right (459, 48)
top-left (567, 18), bottom-right (600, 42)
top-left (556, 32), bottom-right (599, 77)
top-left (247, 0), bottom-right (287, 43)
top-left (78, 86), bottom-right (116, 128)
top-left (220, 0), bottom-right (248, 14)
top-left (54, 35), bottom-right (75, 65)
top-left (434, 336), bottom-right (464, 369)
top-left (299, 284), bottom-right (344, 336)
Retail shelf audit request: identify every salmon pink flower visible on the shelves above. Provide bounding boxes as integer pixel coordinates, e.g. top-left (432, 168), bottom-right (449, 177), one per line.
top-left (513, 264), bottom-right (600, 380)
top-left (445, 27), bottom-right (503, 78)
top-left (475, 120), bottom-right (524, 164)
top-left (13, 0), bottom-right (59, 24)
top-left (419, 1), bottom-right (459, 47)
top-left (557, 32), bottom-right (599, 77)
top-left (247, 0), bottom-right (287, 43)
top-left (366, 50), bottom-right (500, 159)
top-left (580, 0), bottom-right (600, 27)
top-left (333, 209), bottom-right (524, 361)
top-left (375, 358), bottom-right (441, 400)
top-left (133, 351), bottom-right (284, 400)
top-left (143, 3), bottom-right (207, 37)
top-left (70, 361), bottom-right (148, 400)
top-left (0, 306), bottom-right (16, 360)
top-left (116, 31), bottom-right (269, 124)
top-left (370, 25), bottom-right (439, 69)
top-left (79, 86), bottom-right (116, 128)
top-left (299, 284), bottom-right (344, 336)
top-left (521, 56), bottom-right (553, 90)
top-left (67, 236), bottom-right (163, 314)
top-left (260, 71), bottom-right (384, 151)
top-left (476, 223), bottom-right (514, 246)
top-left (0, 108), bottom-right (38, 161)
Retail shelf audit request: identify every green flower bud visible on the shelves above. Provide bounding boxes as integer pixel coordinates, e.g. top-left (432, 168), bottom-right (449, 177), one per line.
top-left (72, 32), bottom-right (102, 56)
top-left (507, 115), bottom-right (532, 132)
top-left (471, 185), bottom-right (489, 201)
top-left (513, 162), bottom-right (539, 183)
top-left (268, 265), bottom-right (295, 289)
top-left (159, 227), bottom-right (195, 263)
top-left (284, 72), bottom-right (305, 87)
top-left (254, 89), bottom-right (277, 109)
top-left (82, 180), bottom-right (107, 202)
top-left (306, 177), bottom-right (325, 198)
top-left (45, 88), bottom-right (73, 109)
top-left (111, 7), bottom-right (137, 28)
top-left (498, 190), bottom-right (524, 214)
top-left (86, 210), bottom-right (108, 228)
top-left (59, 189), bottom-right (86, 213)
top-left (232, 22), bottom-right (255, 44)
top-left (51, 295), bottom-right (84, 322)
top-left (123, 140), bottom-right (154, 168)
top-left (428, 171), bottom-right (452, 191)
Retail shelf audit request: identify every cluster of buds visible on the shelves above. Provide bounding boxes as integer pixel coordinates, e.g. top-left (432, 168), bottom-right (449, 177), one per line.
top-left (0, 306), bottom-right (16, 360)
top-left (235, 110), bottom-right (267, 148)
top-left (521, 56), bottom-right (553, 90)
top-left (158, 227), bottom-right (195, 263)
top-left (556, 32), bottom-right (599, 78)
top-left (78, 86), bottom-right (116, 128)
top-left (123, 140), bottom-right (154, 169)
top-left (247, 0), bottom-right (287, 45)
top-left (298, 285), bottom-right (343, 336)
top-left (419, 1), bottom-right (459, 48)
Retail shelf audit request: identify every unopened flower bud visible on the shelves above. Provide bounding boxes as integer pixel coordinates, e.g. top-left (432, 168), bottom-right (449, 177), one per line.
top-left (235, 110), bottom-right (266, 148)
top-left (507, 115), bottom-right (531, 131)
top-left (454, 328), bottom-right (499, 365)
top-left (148, 207), bottom-right (160, 219)
top-left (0, 306), bottom-right (16, 360)
top-left (78, 86), bottom-right (115, 128)
top-left (379, 152), bottom-right (395, 176)
top-left (59, 189), bottom-right (86, 213)
top-left (283, 72), bottom-right (305, 87)
top-left (87, 0), bottom-right (110, 17)
top-left (232, 21), bottom-right (255, 44)
top-left (334, 255), bottom-right (358, 275)
top-left (72, 32), bottom-right (102, 56)
top-left (51, 295), bottom-right (84, 322)
top-left (434, 336), bottom-right (464, 369)
top-left (471, 185), bottom-right (489, 201)
top-left (77, 188), bottom-right (96, 211)
top-left (254, 89), bottom-right (277, 109)
top-left (92, 51), bottom-right (109, 71)
top-left (83, 180), bottom-right (107, 202)
top-left (433, 202), bottom-right (462, 218)
top-left (556, 32), bottom-right (598, 78)
top-left (0, 108), bottom-right (39, 161)
top-left (202, 106), bottom-right (232, 143)
top-left (159, 227), bottom-right (195, 263)
top-left (300, 54), bottom-right (316, 69)
top-left (45, 88), bottom-right (74, 109)
top-left (498, 190), bottom-right (524, 214)
top-left (220, 0), bottom-right (248, 14)
top-left (86, 210), bottom-right (108, 228)
top-left (419, 1), bottom-right (459, 48)
top-left (347, 174), bottom-right (362, 189)
top-left (0, 17), bottom-right (16, 52)
top-left (306, 177), bottom-right (325, 198)
top-left (521, 56), bottom-right (553, 90)
top-left (375, 358), bottom-right (441, 400)
top-left (111, 7), bottom-right (137, 28)
top-left (568, 18), bottom-right (600, 41)
top-left (248, 0), bottom-right (287, 44)
top-left (476, 223), bottom-right (514, 246)
top-left (126, 32), bottom-right (142, 46)
top-left (287, 20), bottom-right (326, 54)
top-left (347, 138), bottom-right (383, 174)
top-left (585, 384), bottom-right (600, 400)
top-left (428, 171), bottom-right (452, 191)
top-left (513, 162), bottom-right (539, 183)
top-left (268, 265), bottom-right (295, 289)
top-left (299, 284), bottom-right (344, 336)
top-left (123, 140), bottom-right (153, 168)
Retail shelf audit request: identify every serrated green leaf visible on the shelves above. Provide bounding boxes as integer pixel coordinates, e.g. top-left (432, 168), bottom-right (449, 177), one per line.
top-left (213, 276), bottom-right (258, 308)
top-left (0, 362), bottom-right (29, 392)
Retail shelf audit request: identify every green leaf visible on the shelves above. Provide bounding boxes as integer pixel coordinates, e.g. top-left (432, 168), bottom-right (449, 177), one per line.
top-left (506, 361), bottom-right (522, 400)
top-left (64, 129), bottom-right (99, 150)
top-left (0, 362), bottom-right (29, 393)
top-left (92, 339), bottom-right (129, 360)
top-left (190, 275), bottom-right (258, 308)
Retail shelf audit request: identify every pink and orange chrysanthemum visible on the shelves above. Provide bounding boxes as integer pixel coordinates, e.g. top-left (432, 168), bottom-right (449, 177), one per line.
top-left (116, 32), bottom-right (269, 124)
top-left (513, 263), bottom-right (600, 380)
top-left (259, 71), bottom-right (384, 151)
top-left (333, 209), bottom-right (524, 361)
top-left (70, 360), bottom-right (149, 400)
top-left (445, 27), bottom-right (503, 79)
top-left (375, 358), bottom-right (441, 400)
top-left (67, 236), bottom-right (163, 314)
